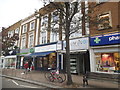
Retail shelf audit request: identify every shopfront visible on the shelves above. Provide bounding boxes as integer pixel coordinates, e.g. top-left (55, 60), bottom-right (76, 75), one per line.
top-left (17, 48), bottom-right (34, 69)
top-left (62, 37), bottom-right (90, 75)
top-left (32, 42), bottom-right (62, 71)
top-left (90, 32), bottom-right (120, 73)
top-left (3, 55), bottom-right (17, 69)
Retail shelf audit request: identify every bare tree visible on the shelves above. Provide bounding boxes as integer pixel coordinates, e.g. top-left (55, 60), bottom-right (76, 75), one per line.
top-left (41, 0), bottom-right (98, 85)
top-left (2, 30), bottom-right (19, 56)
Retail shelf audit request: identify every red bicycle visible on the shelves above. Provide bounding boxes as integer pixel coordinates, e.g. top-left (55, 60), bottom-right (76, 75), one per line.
top-left (44, 68), bottom-right (66, 83)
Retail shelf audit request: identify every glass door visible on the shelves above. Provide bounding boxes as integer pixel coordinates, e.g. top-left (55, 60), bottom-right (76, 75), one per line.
top-left (70, 58), bottom-right (77, 73)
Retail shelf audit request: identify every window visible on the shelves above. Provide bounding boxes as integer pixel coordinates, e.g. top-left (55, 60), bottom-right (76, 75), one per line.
top-left (50, 31), bottom-right (59, 42)
top-left (22, 24), bottom-right (27, 33)
top-left (15, 28), bottom-right (19, 34)
top-left (30, 21), bottom-right (35, 30)
top-left (52, 11), bottom-right (59, 22)
top-left (98, 12), bottom-right (112, 30)
top-left (40, 31), bottom-right (47, 44)
top-left (95, 52), bottom-right (120, 73)
top-left (21, 36), bottom-right (26, 49)
top-left (96, 0), bottom-right (109, 3)
top-left (8, 30), bottom-right (14, 37)
top-left (29, 33), bottom-right (34, 48)
top-left (8, 31), bottom-right (11, 37)
top-left (41, 15), bottom-right (48, 27)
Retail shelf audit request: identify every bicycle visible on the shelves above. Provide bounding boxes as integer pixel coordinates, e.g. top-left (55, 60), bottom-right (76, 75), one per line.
top-left (44, 68), bottom-right (66, 83)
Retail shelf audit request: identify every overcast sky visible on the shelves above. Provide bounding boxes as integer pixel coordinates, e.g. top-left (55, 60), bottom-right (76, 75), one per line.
top-left (0, 0), bottom-right (44, 28)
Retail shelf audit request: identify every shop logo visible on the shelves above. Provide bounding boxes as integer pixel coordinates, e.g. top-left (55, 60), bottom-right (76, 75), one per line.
top-left (94, 37), bottom-right (101, 43)
top-left (30, 48), bottom-right (34, 53)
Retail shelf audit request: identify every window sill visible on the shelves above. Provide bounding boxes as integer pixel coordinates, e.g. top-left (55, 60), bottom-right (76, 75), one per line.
top-left (97, 26), bottom-right (112, 31)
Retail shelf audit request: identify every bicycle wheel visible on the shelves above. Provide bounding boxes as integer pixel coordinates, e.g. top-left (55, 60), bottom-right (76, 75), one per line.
top-left (44, 72), bottom-right (52, 80)
top-left (58, 73), bottom-right (66, 82)
top-left (48, 76), bottom-right (54, 82)
top-left (57, 76), bottom-right (63, 83)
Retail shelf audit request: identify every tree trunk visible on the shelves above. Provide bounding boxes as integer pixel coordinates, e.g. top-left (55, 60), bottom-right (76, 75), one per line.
top-left (65, 2), bottom-right (73, 85)
top-left (81, 1), bottom-right (86, 35)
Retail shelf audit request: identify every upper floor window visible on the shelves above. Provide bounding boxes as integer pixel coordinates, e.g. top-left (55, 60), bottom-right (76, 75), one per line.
top-left (40, 31), bottom-right (47, 44)
top-left (8, 30), bottom-right (14, 37)
top-left (52, 11), bottom-right (59, 22)
top-left (30, 21), bottom-right (35, 30)
top-left (50, 31), bottom-right (59, 42)
top-left (15, 28), bottom-right (19, 34)
top-left (41, 15), bottom-right (48, 27)
top-left (96, 0), bottom-right (109, 3)
top-left (98, 12), bottom-right (112, 30)
top-left (21, 36), bottom-right (26, 49)
top-left (22, 24), bottom-right (27, 33)
top-left (28, 32), bottom-right (34, 48)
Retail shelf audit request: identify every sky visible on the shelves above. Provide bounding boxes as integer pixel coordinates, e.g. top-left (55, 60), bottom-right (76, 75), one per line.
top-left (0, 0), bottom-right (44, 29)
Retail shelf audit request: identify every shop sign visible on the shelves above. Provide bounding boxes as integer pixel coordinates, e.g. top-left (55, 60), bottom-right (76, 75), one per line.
top-left (56, 41), bottom-right (62, 50)
top-left (35, 43), bottom-right (57, 52)
top-left (63, 37), bottom-right (89, 50)
top-left (90, 32), bottom-right (120, 46)
top-left (30, 48), bottom-right (34, 53)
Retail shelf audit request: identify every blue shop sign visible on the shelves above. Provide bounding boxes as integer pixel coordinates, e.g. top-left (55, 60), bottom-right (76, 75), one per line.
top-left (90, 32), bottom-right (120, 46)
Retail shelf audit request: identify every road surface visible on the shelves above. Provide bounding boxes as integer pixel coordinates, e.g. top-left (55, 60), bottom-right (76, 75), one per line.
top-left (2, 77), bottom-right (49, 89)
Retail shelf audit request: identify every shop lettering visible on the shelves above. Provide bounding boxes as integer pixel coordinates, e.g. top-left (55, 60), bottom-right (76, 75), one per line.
top-left (109, 36), bottom-right (120, 41)
top-left (71, 40), bottom-right (87, 46)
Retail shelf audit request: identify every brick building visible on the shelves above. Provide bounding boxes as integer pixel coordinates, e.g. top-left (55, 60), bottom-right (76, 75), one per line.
top-left (1, 20), bottom-right (21, 68)
top-left (1, 2), bottom-right (91, 74)
top-left (89, 1), bottom-right (120, 73)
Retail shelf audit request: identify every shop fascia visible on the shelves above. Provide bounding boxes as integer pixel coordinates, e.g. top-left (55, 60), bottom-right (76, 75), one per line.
top-left (61, 37), bottom-right (89, 53)
top-left (17, 48), bottom-right (35, 56)
top-left (35, 42), bottom-right (62, 53)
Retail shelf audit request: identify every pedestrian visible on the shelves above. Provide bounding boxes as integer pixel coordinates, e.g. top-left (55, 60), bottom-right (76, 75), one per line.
top-left (28, 59), bottom-right (32, 71)
top-left (21, 61), bottom-right (28, 74)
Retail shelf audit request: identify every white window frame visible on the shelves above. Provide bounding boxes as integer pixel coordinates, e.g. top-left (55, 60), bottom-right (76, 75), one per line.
top-left (98, 11), bottom-right (112, 30)
top-left (40, 30), bottom-right (47, 44)
top-left (30, 20), bottom-right (35, 30)
top-left (8, 30), bottom-right (14, 37)
top-left (21, 35), bottom-right (26, 49)
top-left (28, 32), bottom-right (34, 48)
top-left (22, 24), bottom-right (27, 33)
top-left (96, 0), bottom-right (109, 4)
top-left (15, 28), bottom-right (19, 34)
top-left (50, 31), bottom-right (59, 42)
top-left (41, 15), bottom-right (48, 27)
top-left (52, 11), bottom-right (59, 22)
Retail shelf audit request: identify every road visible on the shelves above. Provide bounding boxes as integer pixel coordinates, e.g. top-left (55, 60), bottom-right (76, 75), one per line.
top-left (2, 77), bottom-right (49, 89)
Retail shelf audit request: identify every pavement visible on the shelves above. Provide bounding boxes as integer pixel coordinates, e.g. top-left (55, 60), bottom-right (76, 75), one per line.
top-left (0, 69), bottom-right (119, 89)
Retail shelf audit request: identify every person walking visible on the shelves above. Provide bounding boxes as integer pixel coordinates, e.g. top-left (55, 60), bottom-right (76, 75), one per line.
top-left (21, 61), bottom-right (29, 74)
top-left (28, 59), bottom-right (32, 72)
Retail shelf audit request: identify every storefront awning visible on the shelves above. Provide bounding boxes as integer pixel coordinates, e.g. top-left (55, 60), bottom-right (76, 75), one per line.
top-left (29, 51), bottom-right (55, 57)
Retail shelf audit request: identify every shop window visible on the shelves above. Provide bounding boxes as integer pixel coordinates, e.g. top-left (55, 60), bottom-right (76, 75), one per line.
top-left (49, 53), bottom-right (56, 69)
top-left (43, 57), bottom-right (48, 68)
top-left (95, 52), bottom-right (120, 73)
top-left (98, 12), bottom-right (112, 30)
top-left (37, 57), bottom-right (43, 68)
